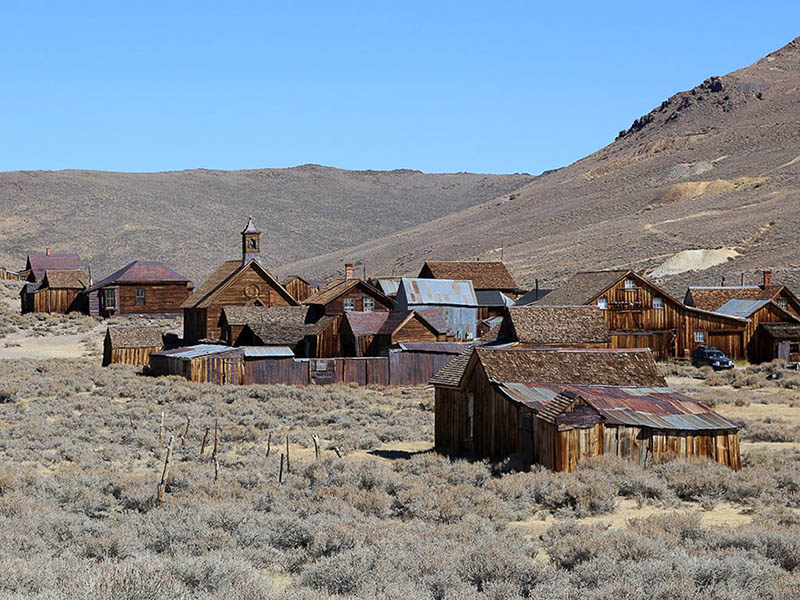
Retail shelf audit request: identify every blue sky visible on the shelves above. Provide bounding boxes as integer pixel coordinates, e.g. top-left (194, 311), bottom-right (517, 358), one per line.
top-left (2, 1), bottom-right (798, 174)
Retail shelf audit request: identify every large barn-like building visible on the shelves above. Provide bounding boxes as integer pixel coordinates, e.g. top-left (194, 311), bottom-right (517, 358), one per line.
top-left (87, 261), bottom-right (192, 317)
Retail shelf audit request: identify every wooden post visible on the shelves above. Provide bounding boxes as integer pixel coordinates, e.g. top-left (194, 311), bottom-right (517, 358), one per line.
top-left (212, 419), bottom-right (219, 459)
top-left (312, 434), bottom-right (320, 460)
top-left (285, 435), bottom-right (290, 473)
top-left (214, 457), bottom-right (220, 482)
top-left (266, 432), bottom-right (271, 458)
top-left (279, 453), bottom-right (285, 484)
top-left (157, 435), bottom-right (174, 507)
top-left (333, 446), bottom-right (342, 459)
top-left (128, 414), bottom-right (137, 433)
top-left (181, 417), bottom-right (191, 448)
top-left (200, 427), bottom-right (210, 456)
top-left (159, 411), bottom-right (165, 446)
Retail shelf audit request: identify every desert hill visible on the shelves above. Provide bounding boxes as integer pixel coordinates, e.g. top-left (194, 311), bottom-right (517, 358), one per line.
top-left (285, 37), bottom-right (800, 295)
top-left (0, 166), bottom-right (533, 283)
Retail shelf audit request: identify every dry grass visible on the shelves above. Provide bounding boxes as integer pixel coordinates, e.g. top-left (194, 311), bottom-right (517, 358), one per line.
top-left (1, 358), bottom-right (800, 598)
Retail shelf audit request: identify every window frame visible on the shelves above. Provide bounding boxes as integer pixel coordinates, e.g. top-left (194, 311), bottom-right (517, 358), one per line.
top-left (597, 297), bottom-right (608, 310)
top-left (104, 288), bottom-right (117, 310)
top-left (776, 298), bottom-right (788, 310)
top-left (694, 330), bottom-right (706, 344)
top-left (135, 287), bottom-right (146, 306)
top-left (652, 296), bottom-right (664, 309)
top-left (624, 279), bottom-right (636, 290)
top-left (362, 297), bottom-right (374, 312)
top-left (343, 297), bottom-right (356, 312)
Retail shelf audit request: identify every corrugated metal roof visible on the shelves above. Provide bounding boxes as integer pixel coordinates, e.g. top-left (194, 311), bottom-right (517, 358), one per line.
top-left (400, 278), bottom-right (478, 307)
top-left (152, 344), bottom-right (238, 359)
top-left (397, 342), bottom-right (473, 354)
top-left (716, 298), bottom-right (772, 318)
top-left (241, 346), bottom-right (295, 358)
top-left (496, 382), bottom-right (737, 431)
top-left (375, 279), bottom-right (401, 296)
top-left (475, 290), bottom-right (515, 307)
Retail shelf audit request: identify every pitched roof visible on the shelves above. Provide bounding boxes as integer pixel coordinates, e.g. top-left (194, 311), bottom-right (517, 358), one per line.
top-left (715, 298), bottom-right (773, 318)
top-left (503, 306), bottom-right (610, 345)
top-left (514, 287), bottom-right (553, 306)
top-left (533, 270), bottom-right (628, 306)
top-left (428, 349), bottom-right (474, 386)
top-left (369, 277), bottom-right (402, 297)
top-left (280, 275), bottom-right (309, 286)
top-left (42, 269), bottom-right (88, 289)
top-left (420, 261), bottom-right (518, 291)
top-left (475, 290), bottom-right (515, 307)
top-left (221, 305), bottom-right (310, 327)
top-left (345, 309), bottom-right (452, 338)
top-left (396, 342), bottom-right (472, 353)
top-left (152, 344), bottom-right (241, 359)
top-left (468, 347), bottom-right (667, 388)
top-left (398, 278), bottom-right (478, 307)
top-left (686, 286), bottom-right (783, 312)
top-left (242, 308), bottom-right (335, 346)
top-left (106, 326), bottom-right (164, 348)
top-left (759, 322), bottom-right (800, 340)
top-left (89, 261), bottom-right (190, 291)
top-left (26, 252), bottom-right (82, 280)
top-left (303, 279), bottom-right (393, 308)
top-left (181, 260), bottom-right (297, 309)
top-left (344, 311), bottom-right (390, 336)
top-left (499, 383), bottom-right (737, 430)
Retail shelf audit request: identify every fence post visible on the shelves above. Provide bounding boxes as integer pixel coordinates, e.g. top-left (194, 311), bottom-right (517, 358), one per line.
top-left (285, 435), bottom-right (291, 473)
top-left (312, 434), bottom-right (320, 460)
top-left (200, 427), bottom-right (210, 456)
top-left (181, 417), bottom-right (191, 448)
top-left (159, 411), bottom-right (165, 446)
top-left (266, 432), bottom-right (272, 459)
top-left (212, 419), bottom-right (219, 459)
top-left (157, 435), bottom-right (174, 507)
top-left (279, 453), bottom-right (285, 484)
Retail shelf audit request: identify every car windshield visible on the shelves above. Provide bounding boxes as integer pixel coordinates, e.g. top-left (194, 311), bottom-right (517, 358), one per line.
top-left (707, 351), bottom-right (724, 359)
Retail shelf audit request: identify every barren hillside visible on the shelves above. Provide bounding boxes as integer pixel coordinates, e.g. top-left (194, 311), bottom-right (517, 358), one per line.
top-left (286, 37), bottom-right (800, 294)
top-left (0, 166), bottom-right (533, 282)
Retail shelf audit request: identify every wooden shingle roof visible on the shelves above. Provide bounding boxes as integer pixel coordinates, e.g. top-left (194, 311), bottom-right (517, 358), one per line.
top-left (90, 261), bottom-right (190, 291)
top-left (106, 326), bottom-right (164, 349)
top-left (303, 279), bottom-right (393, 307)
top-left (428, 349), bottom-right (474, 387)
top-left (26, 252), bottom-right (82, 281)
top-left (685, 286), bottom-right (784, 312)
top-left (245, 311), bottom-right (336, 346)
top-left (532, 270), bottom-right (628, 306)
top-left (420, 261), bottom-right (518, 291)
top-left (502, 306), bottom-right (610, 344)
top-left (181, 260), bottom-right (297, 309)
top-left (42, 269), bottom-right (88, 290)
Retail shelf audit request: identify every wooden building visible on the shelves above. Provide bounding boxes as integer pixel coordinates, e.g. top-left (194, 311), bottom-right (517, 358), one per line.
top-left (418, 261), bottom-right (520, 297)
top-left (496, 306), bottom-right (610, 348)
top-left (754, 323), bottom-right (800, 363)
top-left (303, 277), bottom-right (394, 320)
top-left (0, 267), bottom-right (20, 281)
top-left (388, 342), bottom-right (472, 386)
top-left (150, 344), bottom-right (245, 385)
top-left (341, 309), bottom-right (453, 357)
top-left (20, 269), bottom-right (88, 314)
top-left (86, 261), bottom-right (192, 317)
top-left (20, 249), bottom-right (82, 283)
top-left (711, 299), bottom-right (800, 363)
top-left (475, 290), bottom-right (515, 321)
top-left (231, 306), bottom-right (339, 358)
top-left (181, 218), bottom-right (299, 344)
top-left (431, 347), bottom-right (739, 471)
top-left (281, 275), bottom-right (313, 303)
top-left (685, 270), bottom-right (800, 319)
top-left (367, 276), bottom-right (402, 299)
top-left (103, 326), bottom-right (164, 367)
top-left (395, 278), bottom-right (479, 341)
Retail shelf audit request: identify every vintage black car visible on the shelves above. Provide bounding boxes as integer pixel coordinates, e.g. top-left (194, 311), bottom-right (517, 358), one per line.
top-left (692, 345), bottom-right (735, 370)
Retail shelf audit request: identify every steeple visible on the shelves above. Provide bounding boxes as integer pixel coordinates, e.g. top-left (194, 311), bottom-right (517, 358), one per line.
top-left (241, 216), bottom-right (261, 265)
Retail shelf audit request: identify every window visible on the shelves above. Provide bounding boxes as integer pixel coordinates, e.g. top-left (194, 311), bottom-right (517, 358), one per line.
top-left (363, 297), bottom-right (374, 312)
top-left (777, 298), bottom-right (788, 310)
top-left (597, 297), bottom-right (608, 310)
top-left (465, 393), bottom-right (474, 440)
top-left (104, 288), bottom-right (117, 310)
top-left (790, 343), bottom-right (799, 354)
top-left (624, 279), bottom-right (636, 289)
top-left (652, 297), bottom-right (663, 309)
top-left (343, 298), bottom-right (355, 312)
top-left (135, 288), bottom-right (145, 306)
top-left (694, 330), bottom-right (706, 343)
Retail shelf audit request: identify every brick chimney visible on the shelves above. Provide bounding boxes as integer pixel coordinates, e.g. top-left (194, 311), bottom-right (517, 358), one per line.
top-left (46, 247), bottom-right (51, 256)
top-left (345, 263), bottom-right (355, 280)
top-left (763, 269), bottom-right (773, 288)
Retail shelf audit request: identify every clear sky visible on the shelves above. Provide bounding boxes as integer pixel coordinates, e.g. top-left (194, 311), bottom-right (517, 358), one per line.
top-left (2, 1), bottom-right (798, 174)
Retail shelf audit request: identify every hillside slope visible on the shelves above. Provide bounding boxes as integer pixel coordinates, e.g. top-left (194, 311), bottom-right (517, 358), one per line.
top-left (0, 166), bottom-right (533, 282)
top-left (285, 38), bottom-right (800, 294)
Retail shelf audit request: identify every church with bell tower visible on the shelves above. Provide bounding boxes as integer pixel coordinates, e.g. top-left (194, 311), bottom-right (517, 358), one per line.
top-left (180, 216), bottom-right (300, 343)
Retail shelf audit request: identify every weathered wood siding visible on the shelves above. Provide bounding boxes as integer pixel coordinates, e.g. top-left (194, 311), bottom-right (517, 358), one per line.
top-left (150, 350), bottom-right (245, 385)
top-left (610, 331), bottom-right (675, 360)
top-left (99, 283), bottom-right (191, 316)
top-left (245, 357), bottom-right (310, 385)
top-left (392, 317), bottom-right (440, 344)
top-left (682, 310), bottom-right (746, 360)
top-left (283, 278), bottom-right (311, 303)
top-left (25, 288), bottom-right (83, 314)
top-left (435, 386), bottom-right (469, 451)
top-left (321, 290), bottom-right (392, 316)
top-left (596, 277), bottom-right (683, 331)
top-left (104, 346), bottom-right (161, 367)
top-left (388, 350), bottom-right (458, 386)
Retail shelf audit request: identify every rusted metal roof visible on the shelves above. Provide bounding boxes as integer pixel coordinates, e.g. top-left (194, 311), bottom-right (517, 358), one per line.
top-left (90, 261), bottom-right (190, 291)
top-left (399, 278), bottom-right (478, 307)
top-left (26, 252), bottom-right (82, 281)
top-left (496, 382), bottom-right (738, 431)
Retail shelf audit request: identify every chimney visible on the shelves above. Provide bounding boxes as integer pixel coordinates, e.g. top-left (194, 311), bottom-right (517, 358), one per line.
top-left (46, 247), bottom-right (51, 256)
top-left (741, 272), bottom-right (745, 286)
top-left (763, 269), bottom-right (773, 288)
top-left (345, 263), bottom-right (354, 280)
top-left (721, 276), bottom-right (726, 287)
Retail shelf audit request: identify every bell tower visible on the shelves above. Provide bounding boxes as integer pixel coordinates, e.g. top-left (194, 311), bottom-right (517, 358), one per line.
top-left (241, 216), bottom-right (261, 265)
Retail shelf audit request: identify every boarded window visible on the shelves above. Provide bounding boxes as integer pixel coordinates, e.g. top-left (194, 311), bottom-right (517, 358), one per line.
top-left (597, 297), bottom-right (608, 309)
top-left (694, 330), bottom-right (706, 343)
top-left (343, 298), bottom-right (355, 312)
top-left (624, 279), bottom-right (636, 289)
top-left (466, 392), bottom-right (474, 440)
top-left (652, 296), bottom-right (663, 309)
top-left (104, 288), bottom-right (117, 310)
top-left (363, 297), bottom-right (374, 312)
top-left (135, 288), bottom-right (146, 306)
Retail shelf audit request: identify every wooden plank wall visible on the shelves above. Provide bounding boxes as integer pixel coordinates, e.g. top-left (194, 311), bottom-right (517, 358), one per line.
top-left (30, 288), bottom-right (82, 314)
top-left (389, 351), bottom-right (455, 386)
top-left (610, 331), bottom-right (675, 360)
top-left (102, 283), bottom-right (191, 316)
top-left (599, 278), bottom-right (683, 332)
top-left (434, 386), bottom-right (468, 451)
top-left (104, 346), bottom-right (160, 367)
top-left (245, 358), bottom-right (310, 385)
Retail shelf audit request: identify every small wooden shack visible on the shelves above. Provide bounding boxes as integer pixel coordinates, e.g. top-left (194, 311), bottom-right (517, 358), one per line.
top-left (432, 347), bottom-right (739, 471)
top-left (753, 323), bottom-right (800, 363)
top-left (281, 275), bottom-right (313, 303)
top-left (496, 306), bottom-right (611, 347)
top-left (20, 269), bottom-right (88, 314)
top-left (303, 277), bottom-right (394, 319)
top-left (234, 307), bottom-right (339, 358)
top-left (149, 344), bottom-right (245, 385)
top-left (21, 249), bottom-right (82, 283)
top-left (103, 326), bottom-right (164, 367)
top-left (395, 278), bottom-right (479, 341)
top-left (87, 261), bottom-right (193, 317)
top-left (341, 309), bottom-right (453, 357)
top-left (0, 267), bottom-right (20, 281)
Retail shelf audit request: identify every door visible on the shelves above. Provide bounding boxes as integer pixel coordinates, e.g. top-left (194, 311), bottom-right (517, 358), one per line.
top-left (311, 359), bottom-right (336, 385)
top-left (778, 340), bottom-right (790, 362)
